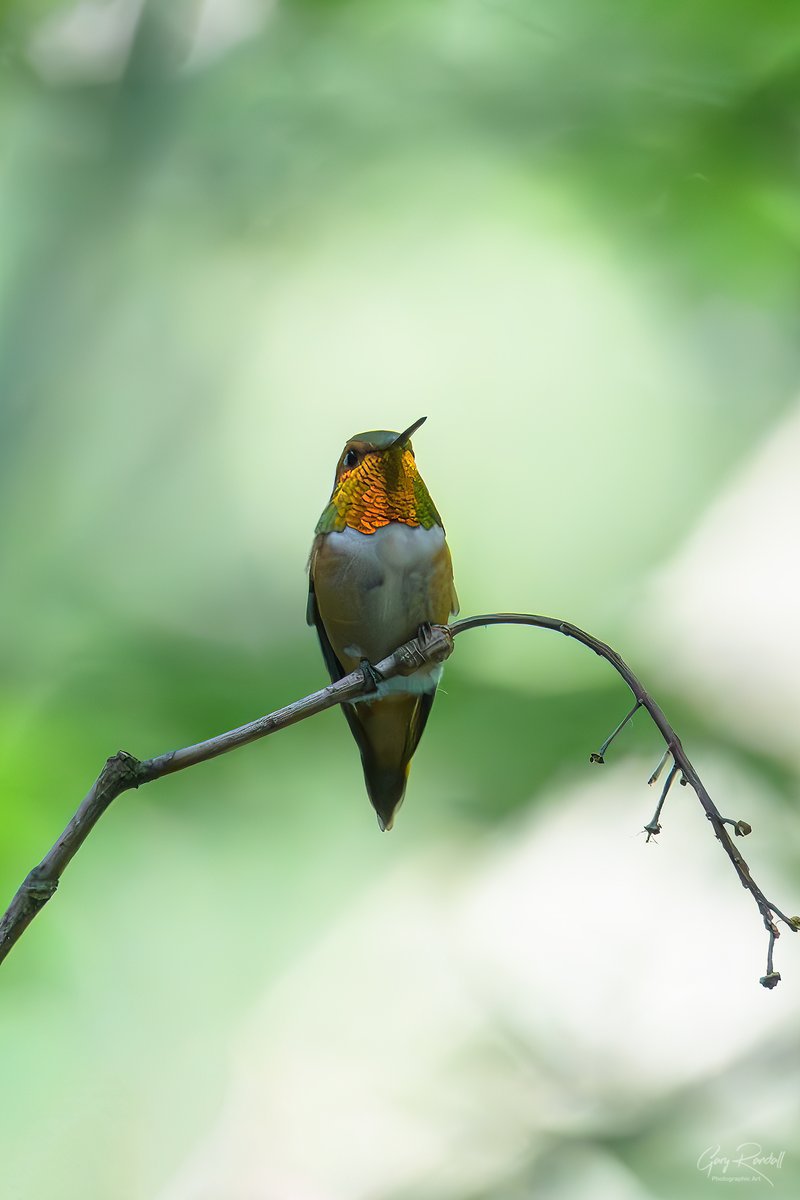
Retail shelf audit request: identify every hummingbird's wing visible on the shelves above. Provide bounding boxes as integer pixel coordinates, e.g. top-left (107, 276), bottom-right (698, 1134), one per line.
top-left (307, 548), bottom-right (378, 765)
top-left (306, 567), bottom-right (346, 683)
top-left (309, 559), bottom-right (395, 796)
top-left (398, 691), bottom-right (436, 778)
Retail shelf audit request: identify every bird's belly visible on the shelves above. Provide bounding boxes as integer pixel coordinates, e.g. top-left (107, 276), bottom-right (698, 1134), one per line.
top-left (315, 523), bottom-right (453, 691)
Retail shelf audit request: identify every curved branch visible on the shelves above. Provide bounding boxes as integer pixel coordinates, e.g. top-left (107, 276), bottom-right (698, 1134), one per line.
top-left (1, 614), bottom-right (796, 986)
top-left (450, 614), bottom-right (799, 987)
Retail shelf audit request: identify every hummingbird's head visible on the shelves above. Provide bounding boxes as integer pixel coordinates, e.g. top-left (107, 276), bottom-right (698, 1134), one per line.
top-left (319, 416), bottom-right (442, 535)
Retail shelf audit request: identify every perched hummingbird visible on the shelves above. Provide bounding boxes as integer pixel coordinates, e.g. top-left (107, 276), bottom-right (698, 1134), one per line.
top-left (307, 417), bottom-right (459, 830)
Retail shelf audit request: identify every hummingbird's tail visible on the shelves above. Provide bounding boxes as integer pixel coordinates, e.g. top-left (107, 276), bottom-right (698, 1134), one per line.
top-left (363, 761), bottom-right (409, 832)
top-left (344, 692), bottom-right (436, 831)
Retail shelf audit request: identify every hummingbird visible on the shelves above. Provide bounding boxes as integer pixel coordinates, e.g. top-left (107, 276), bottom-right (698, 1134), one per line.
top-left (307, 417), bottom-right (459, 830)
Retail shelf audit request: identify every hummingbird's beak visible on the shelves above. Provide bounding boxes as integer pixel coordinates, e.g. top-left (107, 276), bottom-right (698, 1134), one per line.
top-left (390, 416), bottom-right (427, 450)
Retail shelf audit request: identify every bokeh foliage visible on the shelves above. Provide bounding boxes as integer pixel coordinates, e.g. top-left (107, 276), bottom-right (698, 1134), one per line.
top-left (1, 2), bottom-right (799, 1198)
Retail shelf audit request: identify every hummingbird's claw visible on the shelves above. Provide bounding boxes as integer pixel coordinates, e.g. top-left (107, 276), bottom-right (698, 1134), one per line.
top-left (417, 621), bottom-right (434, 645)
top-left (359, 658), bottom-right (384, 696)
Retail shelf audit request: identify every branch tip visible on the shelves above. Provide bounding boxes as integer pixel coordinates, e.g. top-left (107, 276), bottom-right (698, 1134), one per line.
top-left (760, 930), bottom-right (781, 988)
top-left (647, 748), bottom-right (671, 786)
top-left (644, 762), bottom-right (679, 842)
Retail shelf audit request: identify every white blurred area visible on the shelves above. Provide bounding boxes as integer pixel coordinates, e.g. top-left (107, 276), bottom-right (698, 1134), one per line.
top-left (27, 0), bottom-right (269, 83)
top-left (28, 0), bottom-right (146, 84)
top-left (642, 400), bottom-right (800, 762)
top-left (157, 762), bottom-right (798, 1200)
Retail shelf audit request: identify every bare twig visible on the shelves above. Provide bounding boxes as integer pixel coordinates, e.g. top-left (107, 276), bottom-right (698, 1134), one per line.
top-left (449, 613), bottom-right (800, 987)
top-left (647, 747), bottom-right (671, 786)
top-left (1, 612), bottom-right (797, 985)
top-left (589, 699), bottom-right (641, 764)
top-left (0, 627), bottom-right (454, 967)
top-left (643, 761), bottom-right (680, 841)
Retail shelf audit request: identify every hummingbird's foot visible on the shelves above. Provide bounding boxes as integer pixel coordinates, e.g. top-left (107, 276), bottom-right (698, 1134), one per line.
top-left (359, 658), bottom-right (384, 696)
top-left (416, 621), bottom-right (434, 645)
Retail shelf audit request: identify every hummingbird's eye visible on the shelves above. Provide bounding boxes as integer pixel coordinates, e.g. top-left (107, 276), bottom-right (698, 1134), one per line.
top-left (343, 449), bottom-right (359, 470)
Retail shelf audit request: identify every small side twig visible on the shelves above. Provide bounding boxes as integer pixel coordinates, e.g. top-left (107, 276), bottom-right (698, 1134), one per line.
top-left (647, 748), bottom-right (671, 786)
top-left (643, 761), bottom-right (680, 841)
top-left (589, 700), bottom-right (641, 764)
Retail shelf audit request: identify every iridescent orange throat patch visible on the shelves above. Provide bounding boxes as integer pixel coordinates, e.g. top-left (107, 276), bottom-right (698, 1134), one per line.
top-left (318, 449), bottom-right (441, 535)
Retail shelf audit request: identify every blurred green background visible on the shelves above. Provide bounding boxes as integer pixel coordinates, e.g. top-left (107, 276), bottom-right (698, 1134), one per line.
top-left (2, 1), bottom-right (800, 1197)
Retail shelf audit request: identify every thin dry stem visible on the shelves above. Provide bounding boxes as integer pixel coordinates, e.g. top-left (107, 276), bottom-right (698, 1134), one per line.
top-left (1, 612), bottom-right (795, 986)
